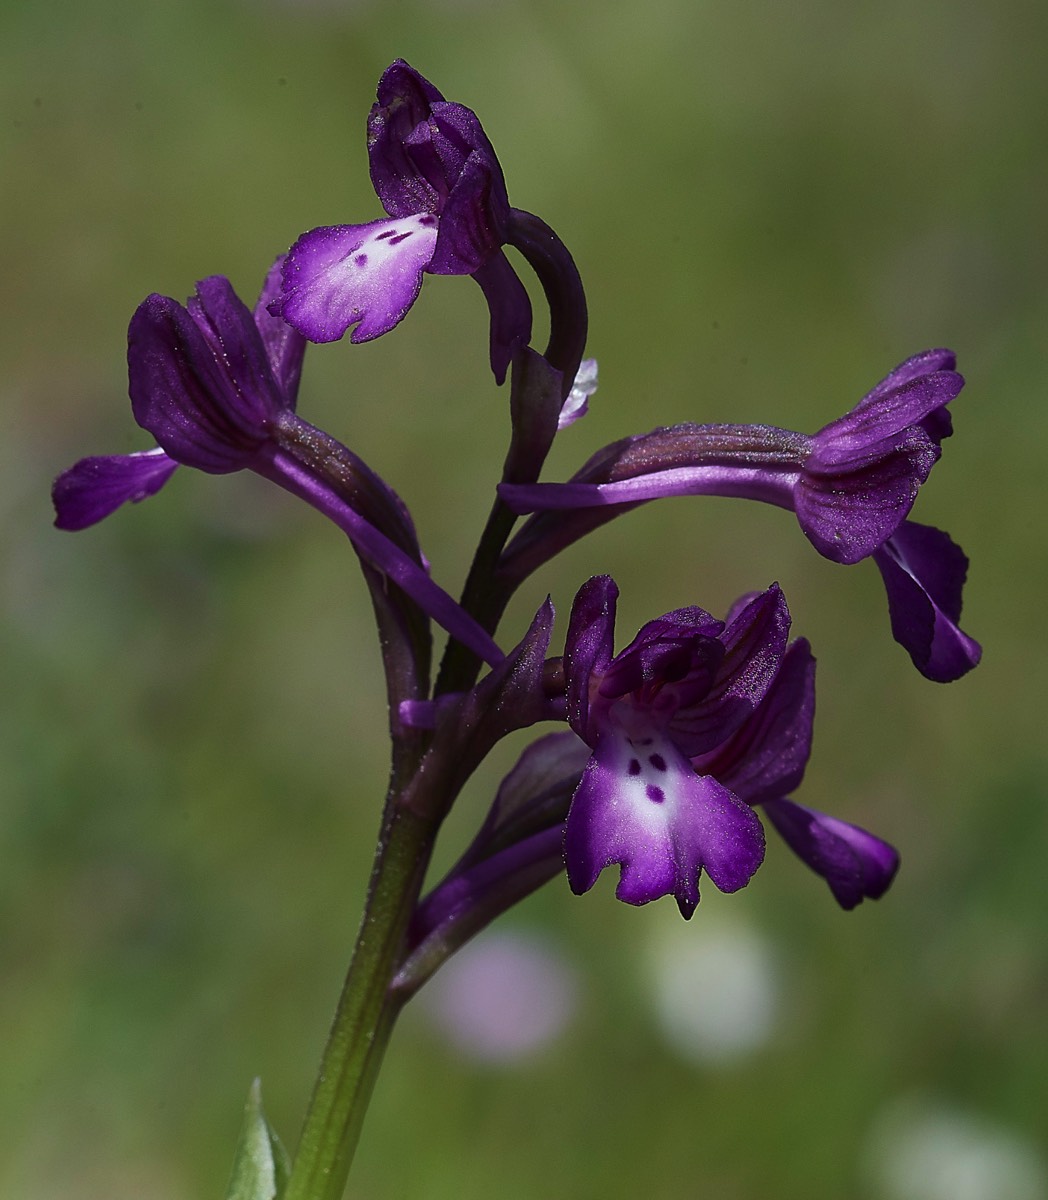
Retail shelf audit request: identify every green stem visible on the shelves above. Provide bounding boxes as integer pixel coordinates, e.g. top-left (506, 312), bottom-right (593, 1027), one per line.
top-left (434, 496), bottom-right (517, 696)
top-left (284, 802), bottom-right (435, 1200)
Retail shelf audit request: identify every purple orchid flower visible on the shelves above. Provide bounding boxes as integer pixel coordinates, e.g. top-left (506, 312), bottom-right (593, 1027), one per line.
top-left (395, 595), bottom-right (898, 974)
top-left (276, 60), bottom-right (532, 384)
top-left (561, 575), bottom-right (797, 917)
top-left (52, 262), bottom-right (502, 668)
top-left (499, 350), bottom-right (980, 682)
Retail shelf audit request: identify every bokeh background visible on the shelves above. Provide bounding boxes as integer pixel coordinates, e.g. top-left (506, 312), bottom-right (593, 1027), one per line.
top-left (3, 1), bottom-right (1047, 1197)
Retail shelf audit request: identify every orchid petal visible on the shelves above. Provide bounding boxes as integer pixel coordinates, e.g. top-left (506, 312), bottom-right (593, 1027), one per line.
top-left (669, 585), bottom-right (791, 756)
top-left (368, 60), bottom-right (446, 217)
top-left (52, 449), bottom-right (179, 530)
top-left (873, 521), bottom-right (981, 681)
top-left (279, 216), bottom-right (439, 344)
top-left (253, 257), bottom-right (306, 402)
top-left (763, 798), bottom-right (899, 908)
top-left (693, 639), bottom-right (815, 807)
top-left (128, 291), bottom-right (272, 472)
top-left (563, 575), bottom-right (619, 741)
top-left (565, 730), bottom-right (765, 918)
top-left (429, 153), bottom-right (506, 275)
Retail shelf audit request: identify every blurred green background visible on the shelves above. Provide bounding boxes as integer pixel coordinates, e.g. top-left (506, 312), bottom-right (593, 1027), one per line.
top-left (3, 0), bottom-right (1047, 1196)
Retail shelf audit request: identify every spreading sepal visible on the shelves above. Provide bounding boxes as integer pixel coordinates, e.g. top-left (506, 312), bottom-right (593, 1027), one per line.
top-left (763, 799), bottom-right (900, 909)
top-left (874, 520), bottom-right (981, 682)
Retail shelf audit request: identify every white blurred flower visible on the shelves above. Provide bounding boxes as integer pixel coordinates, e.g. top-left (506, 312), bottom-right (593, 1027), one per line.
top-left (865, 1095), bottom-right (1047, 1200)
top-left (645, 917), bottom-right (780, 1065)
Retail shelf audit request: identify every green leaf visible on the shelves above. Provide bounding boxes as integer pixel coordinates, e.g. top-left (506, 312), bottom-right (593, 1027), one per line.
top-left (225, 1079), bottom-right (292, 1200)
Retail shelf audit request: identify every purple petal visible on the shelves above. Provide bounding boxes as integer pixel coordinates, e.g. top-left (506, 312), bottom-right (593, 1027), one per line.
top-left (52, 449), bottom-right (179, 530)
top-left (253, 256), bottom-right (306, 403)
top-left (564, 576), bottom-right (619, 741)
top-left (873, 521), bottom-right (981, 681)
top-left (565, 730), bottom-right (765, 918)
top-left (472, 251), bottom-right (533, 384)
top-left (429, 152), bottom-right (507, 276)
top-left (278, 217), bottom-right (439, 344)
top-left (862, 348), bottom-right (957, 403)
top-left (428, 100), bottom-right (506, 220)
top-left (794, 444), bottom-right (940, 565)
top-left (366, 63), bottom-right (510, 261)
top-left (598, 606), bottom-right (724, 705)
top-left (368, 60), bottom-right (447, 218)
top-left (810, 371), bottom-right (961, 472)
top-left (186, 277), bottom-right (285, 428)
top-left (762, 798), bottom-right (899, 909)
top-left (669, 585), bottom-right (792, 756)
top-left (694, 639), bottom-right (815, 807)
top-left (128, 290), bottom-right (275, 473)
top-left (796, 355), bottom-right (964, 565)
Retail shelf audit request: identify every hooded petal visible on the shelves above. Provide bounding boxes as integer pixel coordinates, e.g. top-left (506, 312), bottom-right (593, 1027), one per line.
top-left (795, 353), bottom-right (963, 564)
top-left (668, 585), bottom-right (792, 756)
top-left (429, 152), bottom-right (508, 275)
top-left (52, 448), bottom-right (179, 530)
top-left (694, 639), bottom-right (815, 807)
top-left (278, 217), bottom-right (439, 345)
top-left (873, 521), bottom-right (981, 681)
top-left (565, 729), bottom-right (765, 918)
top-left (762, 798), bottom-right (899, 909)
top-left (808, 369), bottom-right (961, 472)
top-left (368, 60), bottom-right (446, 217)
top-left (598, 605), bottom-right (724, 706)
top-left (128, 286), bottom-right (279, 473)
top-left (793, 444), bottom-right (940, 565)
top-left (861, 348), bottom-right (957, 404)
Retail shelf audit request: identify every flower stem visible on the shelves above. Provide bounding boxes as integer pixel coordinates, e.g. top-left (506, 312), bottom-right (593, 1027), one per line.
top-left (283, 801), bottom-right (435, 1200)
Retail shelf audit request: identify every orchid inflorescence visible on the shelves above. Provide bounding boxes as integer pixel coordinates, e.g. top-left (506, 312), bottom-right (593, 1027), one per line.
top-left (53, 59), bottom-right (981, 1200)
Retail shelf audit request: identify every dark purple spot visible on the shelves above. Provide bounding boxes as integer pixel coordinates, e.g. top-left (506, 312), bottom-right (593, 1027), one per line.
top-left (649, 754), bottom-right (666, 772)
top-left (388, 231), bottom-right (412, 246)
top-left (375, 229), bottom-right (396, 241)
top-left (646, 785), bottom-right (664, 803)
top-left (419, 213), bottom-right (438, 227)
top-left (354, 253), bottom-right (368, 267)
top-left (628, 759), bottom-right (641, 776)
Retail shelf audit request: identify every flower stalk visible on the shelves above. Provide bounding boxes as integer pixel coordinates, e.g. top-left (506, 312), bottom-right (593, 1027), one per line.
top-left (284, 797), bottom-right (436, 1200)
